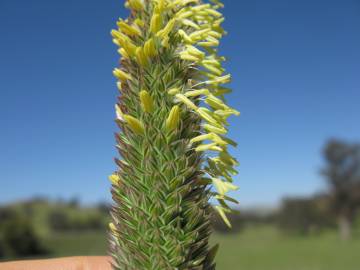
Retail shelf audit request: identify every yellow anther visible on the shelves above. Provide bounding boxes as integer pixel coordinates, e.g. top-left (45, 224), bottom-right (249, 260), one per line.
top-left (166, 105), bottom-right (181, 131)
top-left (203, 123), bottom-right (227, 134)
top-left (134, 18), bottom-right (145, 27)
top-left (181, 19), bottom-right (200, 30)
top-left (190, 133), bottom-right (213, 144)
top-left (117, 20), bottom-right (141, 36)
top-left (195, 143), bottom-right (223, 152)
top-left (150, 13), bottom-right (162, 34)
top-left (157, 18), bottom-right (177, 38)
top-left (168, 88), bottom-right (180, 95)
top-left (127, 0), bottom-right (144, 11)
top-left (108, 174), bottom-right (120, 185)
top-left (196, 107), bottom-right (220, 126)
top-left (118, 48), bottom-right (129, 59)
top-left (213, 178), bottom-right (238, 196)
top-left (206, 74), bottom-right (231, 85)
top-left (144, 38), bottom-right (157, 58)
top-left (178, 30), bottom-right (194, 44)
top-left (175, 94), bottom-right (198, 110)
top-left (139, 90), bottom-right (154, 113)
top-left (184, 89), bottom-right (210, 97)
top-left (180, 52), bottom-right (200, 62)
top-left (113, 68), bottom-right (132, 82)
top-left (123, 115), bottom-right (145, 135)
top-left (135, 47), bottom-right (148, 67)
top-left (205, 94), bottom-right (228, 110)
top-left (186, 45), bottom-right (205, 59)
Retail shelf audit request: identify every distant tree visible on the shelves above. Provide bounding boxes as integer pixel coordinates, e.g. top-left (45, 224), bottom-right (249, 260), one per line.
top-left (48, 209), bottom-right (71, 231)
top-left (68, 197), bottom-right (80, 208)
top-left (97, 202), bottom-right (111, 215)
top-left (0, 213), bottom-right (48, 258)
top-left (277, 196), bottom-right (335, 235)
top-left (322, 139), bottom-right (360, 240)
top-left (48, 208), bottom-right (106, 232)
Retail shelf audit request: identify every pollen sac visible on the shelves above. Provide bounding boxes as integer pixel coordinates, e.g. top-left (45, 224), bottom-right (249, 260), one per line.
top-left (166, 105), bottom-right (181, 131)
top-left (139, 90), bottom-right (154, 113)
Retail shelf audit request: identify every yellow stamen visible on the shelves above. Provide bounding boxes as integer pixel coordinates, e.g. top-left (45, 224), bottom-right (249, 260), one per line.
top-left (118, 48), bottom-right (129, 59)
top-left (213, 178), bottom-right (238, 195)
top-left (135, 47), bottom-right (148, 67)
top-left (210, 0), bottom-right (224, 8)
top-left (111, 29), bottom-right (127, 41)
top-left (205, 94), bottom-right (228, 110)
top-left (184, 89), bottom-right (210, 97)
top-left (202, 63), bottom-right (223, 76)
top-left (192, 4), bottom-right (211, 12)
top-left (154, 0), bottom-right (166, 13)
top-left (166, 106), bottom-right (181, 131)
top-left (175, 9), bottom-right (193, 20)
top-left (186, 45), bottom-right (205, 59)
top-left (108, 174), bottom-right (120, 185)
top-left (109, 222), bottom-right (118, 234)
top-left (127, 0), bottom-right (144, 11)
top-left (134, 18), bottom-right (145, 27)
top-left (157, 18), bottom-right (177, 38)
top-left (215, 109), bottom-right (240, 117)
top-left (214, 86), bottom-right (232, 95)
top-left (123, 39), bottom-right (137, 57)
top-left (113, 68), bottom-right (132, 82)
top-left (181, 19), bottom-right (200, 29)
top-left (117, 20), bottom-right (141, 36)
top-left (169, 0), bottom-right (198, 8)
top-left (175, 94), bottom-right (198, 110)
top-left (195, 143), bottom-right (223, 152)
top-left (197, 107), bottom-right (220, 126)
top-left (203, 123), bottom-right (227, 134)
top-left (208, 30), bottom-right (222, 39)
top-left (178, 29), bottom-right (194, 44)
top-left (198, 37), bottom-right (219, 47)
top-left (219, 151), bottom-right (239, 166)
top-left (206, 74), bottom-right (231, 85)
top-left (190, 133), bottom-right (214, 144)
top-left (123, 115), bottom-right (145, 135)
top-left (139, 90), bottom-right (154, 113)
top-left (189, 28), bottom-right (211, 41)
top-left (180, 52), bottom-right (200, 62)
top-left (144, 38), bottom-right (157, 58)
top-left (211, 133), bottom-right (228, 146)
top-left (150, 13), bottom-right (162, 34)
top-left (206, 8), bottom-right (222, 17)
top-left (168, 87), bottom-right (180, 95)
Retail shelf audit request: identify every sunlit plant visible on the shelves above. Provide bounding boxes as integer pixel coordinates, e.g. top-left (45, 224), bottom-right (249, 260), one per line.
top-left (109, 0), bottom-right (240, 268)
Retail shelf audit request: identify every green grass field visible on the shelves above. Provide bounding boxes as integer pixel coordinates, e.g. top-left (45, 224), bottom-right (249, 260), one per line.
top-left (44, 226), bottom-right (360, 270)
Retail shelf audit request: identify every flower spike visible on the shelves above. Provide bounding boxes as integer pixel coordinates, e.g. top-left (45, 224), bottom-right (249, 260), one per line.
top-left (110, 0), bottom-right (240, 268)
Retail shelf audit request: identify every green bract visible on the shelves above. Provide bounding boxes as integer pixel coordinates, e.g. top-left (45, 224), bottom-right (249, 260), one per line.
top-left (110, 0), bottom-right (239, 268)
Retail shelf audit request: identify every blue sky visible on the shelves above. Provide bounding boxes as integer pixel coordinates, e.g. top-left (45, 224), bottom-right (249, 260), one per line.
top-left (0, 0), bottom-right (359, 207)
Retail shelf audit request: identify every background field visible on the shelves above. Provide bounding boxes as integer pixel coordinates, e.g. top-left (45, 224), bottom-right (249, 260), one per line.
top-left (42, 226), bottom-right (360, 270)
top-left (1, 199), bottom-right (360, 269)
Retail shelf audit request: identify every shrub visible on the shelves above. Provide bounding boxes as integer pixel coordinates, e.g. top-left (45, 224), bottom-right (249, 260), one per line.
top-left (0, 212), bottom-right (48, 258)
